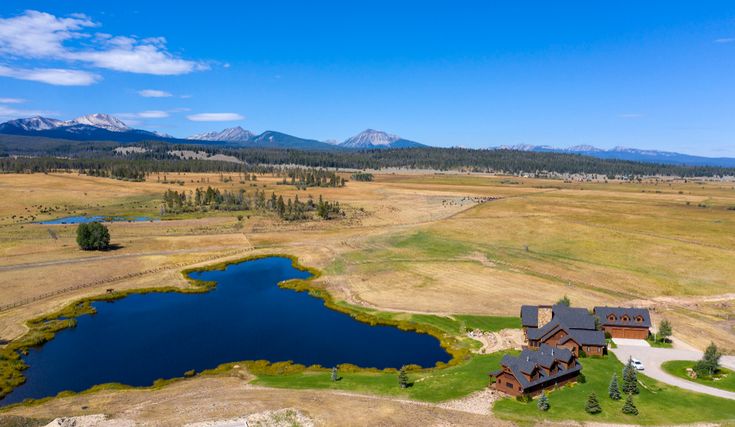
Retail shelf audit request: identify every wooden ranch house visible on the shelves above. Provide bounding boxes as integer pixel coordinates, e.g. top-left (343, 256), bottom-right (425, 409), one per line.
top-left (489, 344), bottom-right (582, 396)
top-left (594, 306), bottom-right (651, 339)
top-left (521, 304), bottom-right (606, 356)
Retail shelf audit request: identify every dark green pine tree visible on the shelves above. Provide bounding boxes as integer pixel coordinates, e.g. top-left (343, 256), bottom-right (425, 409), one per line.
top-left (398, 366), bottom-right (409, 389)
top-left (622, 394), bottom-right (639, 415)
top-left (585, 392), bottom-right (602, 414)
top-left (608, 373), bottom-right (621, 400)
top-left (537, 392), bottom-right (550, 411)
top-left (622, 358), bottom-right (639, 395)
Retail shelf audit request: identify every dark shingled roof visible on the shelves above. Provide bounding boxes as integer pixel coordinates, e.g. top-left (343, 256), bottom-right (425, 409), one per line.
top-left (562, 329), bottom-right (607, 347)
top-left (594, 306), bottom-right (651, 328)
top-left (526, 321), bottom-right (606, 347)
top-left (526, 319), bottom-right (563, 341)
top-left (492, 344), bottom-right (581, 389)
top-left (521, 304), bottom-right (595, 330)
top-left (552, 305), bottom-right (596, 330)
top-left (520, 305), bottom-right (538, 327)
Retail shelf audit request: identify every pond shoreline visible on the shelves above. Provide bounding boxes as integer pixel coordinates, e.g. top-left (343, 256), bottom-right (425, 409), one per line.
top-left (0, 254), bottom-right (466, 409)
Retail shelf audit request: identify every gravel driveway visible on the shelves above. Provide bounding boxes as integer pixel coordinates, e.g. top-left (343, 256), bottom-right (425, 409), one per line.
top-left (611, 346), bottom-right (735, 400)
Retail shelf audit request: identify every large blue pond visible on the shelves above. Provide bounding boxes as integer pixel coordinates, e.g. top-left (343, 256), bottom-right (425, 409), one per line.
top-left (39, 215), bottom-right (156, 224)
top-left (1, 257), bottom-right (450, 405)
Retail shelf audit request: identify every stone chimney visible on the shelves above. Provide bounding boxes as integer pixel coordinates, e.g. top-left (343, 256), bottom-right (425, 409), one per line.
top-left (537, 305), bottom-right (553, 328)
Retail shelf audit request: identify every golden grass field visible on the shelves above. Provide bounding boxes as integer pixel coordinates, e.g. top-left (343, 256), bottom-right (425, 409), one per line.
top-left (0, 171), bottom-right (734, 424)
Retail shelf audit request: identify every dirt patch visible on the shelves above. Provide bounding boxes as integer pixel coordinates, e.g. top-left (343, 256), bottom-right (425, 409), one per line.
top-left (468, 329), bottom-right (524, 354)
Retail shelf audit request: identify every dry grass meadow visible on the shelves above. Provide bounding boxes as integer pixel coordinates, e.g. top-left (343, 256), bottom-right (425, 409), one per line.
top-left (1, 171), bottom-right (734, 424)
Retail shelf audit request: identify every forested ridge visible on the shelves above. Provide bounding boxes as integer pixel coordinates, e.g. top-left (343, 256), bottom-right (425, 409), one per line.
top-left (1, 135), bottom-right (733, 177)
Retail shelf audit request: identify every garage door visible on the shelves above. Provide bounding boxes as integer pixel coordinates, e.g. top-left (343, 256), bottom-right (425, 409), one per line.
top-left (623, 328), bottom-right (641, 339)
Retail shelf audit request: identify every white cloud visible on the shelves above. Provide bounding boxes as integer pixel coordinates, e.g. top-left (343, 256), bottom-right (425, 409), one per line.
top-left (138, 89), bottom-right (172, 98)
top-left (0, 10), bottom-right (206, 85)
top-left (0, 97), bottom-right (25, 103)
top-left (118, 110), bottom-right (170, 120)
top-left (138, 110), bottom-right (169, 118)
top-left (619, 113), bottom-right (643, 119)
top-left (187, 113), bottom-right (244, 122)
top-left (0, 104), bottom-right (58, 120)
top-left (0, 10), bottom-right (95, 58)
top-left (714, 38), bottom-right (735, 44)
top-left (0, 65), bottom-right (100, 86)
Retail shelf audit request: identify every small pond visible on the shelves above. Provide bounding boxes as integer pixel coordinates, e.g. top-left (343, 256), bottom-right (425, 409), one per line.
top-left (0, 257), bottom-right (450, 405)
top-left (38, 215), bottom-right (156, 224)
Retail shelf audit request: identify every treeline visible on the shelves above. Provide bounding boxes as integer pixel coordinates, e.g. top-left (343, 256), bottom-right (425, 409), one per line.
top-left (162, 187), bottom-right (342, 221)
top-left (2, 136), bottom-right (735, 177)
top-left (0, 156), bottom-right (266, 175)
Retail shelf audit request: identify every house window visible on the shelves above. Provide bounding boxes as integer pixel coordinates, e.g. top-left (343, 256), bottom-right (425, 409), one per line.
top-left (608, 314), bottom-right (616, 321)
top-left (621, 315), bottom-right (629, 322)
top-left (636, 316), bottom-right (643, 323)
top-left (507, 381), bottom-right (514, 388)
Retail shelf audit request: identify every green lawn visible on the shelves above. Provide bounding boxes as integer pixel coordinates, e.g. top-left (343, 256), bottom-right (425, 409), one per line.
top-left (455, 314), bottom-right (521, 332)
top-left (646, 335), bottom-right (673, 349)
top-left (494, 354), bottom-right (735, 425)
top-left (662, 360), bottom-right (735, 393)
top-left (253, 353), bottom-right (508, 403)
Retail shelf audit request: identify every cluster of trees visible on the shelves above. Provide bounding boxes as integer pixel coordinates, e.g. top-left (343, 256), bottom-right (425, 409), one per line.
top-left (3, 137), bottom-right (735, 178)
top-left (76, 222), bottom-right (110, 250)
top-left (85, 165), bottom-right (146, 181)
top-left (161, 187), bottom-right (342, 221)
top-left (278, 168), bottom-right (345, 188)
top-left (539, 359), bottom-right (643, 416)
top-left (162, 187), bottom-right (249, 213)
top-left (351, 172), bottom-right (374, 182)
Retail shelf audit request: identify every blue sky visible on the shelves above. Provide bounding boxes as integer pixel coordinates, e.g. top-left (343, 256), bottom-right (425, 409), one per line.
top-left (1, 2), bottom-right (734, 155)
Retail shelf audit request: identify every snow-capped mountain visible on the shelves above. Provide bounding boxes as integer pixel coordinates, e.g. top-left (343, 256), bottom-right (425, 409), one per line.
top-left (187, 126), bottom-right (254, 142)
top-left (0, 113), bottom-right (167, 143)
top-left (67, 114), bottom-right (129, 132)
top-left (0, 116), bottom-right (64, 131)
top-left (340, 129), bottom-right (425, 149)
top-left (496, 144), bottom-right (735, 168)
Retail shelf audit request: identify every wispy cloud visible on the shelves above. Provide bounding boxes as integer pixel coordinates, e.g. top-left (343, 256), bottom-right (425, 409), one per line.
top-left (714, 37), bottom-right (735, 44)
top-left (187, 113), bottom-right (244, 122)
top-left (0, 65), bottom-right (100, 86)
top-left (0, 97), bottom-right (25, 103)
top-left (138, 89), bottom-right (172, 98)
top-left (118, 110), bottom-right (170, 120)
top-left (0, 104), bottom-right (58, 120)
top-left (619, 113), bottom-right (643, 119)
top-left (0, 10), bottom-right (207, 86)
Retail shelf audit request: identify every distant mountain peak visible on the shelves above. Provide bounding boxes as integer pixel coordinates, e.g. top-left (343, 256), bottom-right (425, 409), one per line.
top-left (342, 129), bottom-right (400, 148)
top-left (340, 129), bottom-right (423, 149)
top-left (188, 126), bottom-right (254, 142)
top-left (68, 113), bottom-right (129, 132)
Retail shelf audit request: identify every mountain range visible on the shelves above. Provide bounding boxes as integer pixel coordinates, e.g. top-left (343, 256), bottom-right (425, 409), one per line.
top-left (1, 114), bottom-right (734, 167)
top-left (0, 115), bottom-right (424, 151)
top-left (0, 114), bottom-right (173, 143)
top-left (185, 126), bottom-right (424, 149)
top-left (497, 144), bottom-right (735, 168)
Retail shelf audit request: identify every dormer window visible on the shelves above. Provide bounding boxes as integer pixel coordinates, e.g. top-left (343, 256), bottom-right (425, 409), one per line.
top-left (635, 316), bottom-right (643, 323)
top-left (608, 314), bottom-right (616, 321)
top-left (621, 315), bottom-right (629, 322)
